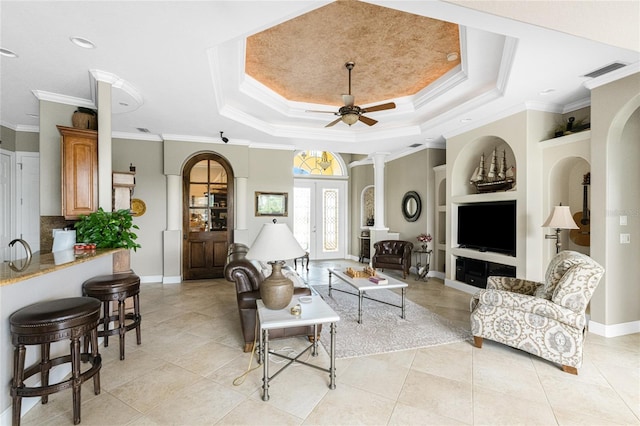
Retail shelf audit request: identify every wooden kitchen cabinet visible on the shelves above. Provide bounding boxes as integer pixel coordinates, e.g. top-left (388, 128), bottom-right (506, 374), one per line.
top-left (58, 125), bottom-right (98, 219)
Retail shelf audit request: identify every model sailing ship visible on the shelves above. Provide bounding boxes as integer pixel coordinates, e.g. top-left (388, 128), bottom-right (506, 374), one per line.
top-left (470, 148), bottom-right (515, 193)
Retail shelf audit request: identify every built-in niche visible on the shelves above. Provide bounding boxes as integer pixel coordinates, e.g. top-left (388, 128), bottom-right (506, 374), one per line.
top-left (452, 136), bottom-right (517, 197)
top-left (361, 185), bottom-right (374, 227)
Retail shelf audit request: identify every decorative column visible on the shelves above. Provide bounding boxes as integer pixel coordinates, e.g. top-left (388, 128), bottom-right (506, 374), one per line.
top-left (163, 174), bottom-right (181, 283)
top-left (372, 152), bottom-right (388, 230)
top-left (96, 80), bottom-right (112, 210)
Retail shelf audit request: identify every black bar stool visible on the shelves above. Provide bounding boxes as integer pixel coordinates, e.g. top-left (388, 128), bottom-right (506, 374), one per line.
top-left (82, 273), bottom-right (142, 360)
top-left (10, 297), bottom-right (102, 425)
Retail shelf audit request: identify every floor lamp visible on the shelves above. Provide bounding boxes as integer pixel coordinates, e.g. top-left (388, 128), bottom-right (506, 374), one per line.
top-left (542, 205), bottom-right (579, 253)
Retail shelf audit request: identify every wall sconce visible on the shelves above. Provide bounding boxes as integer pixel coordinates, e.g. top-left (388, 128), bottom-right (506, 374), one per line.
top-left (542, 205), bottom-right (579, 253)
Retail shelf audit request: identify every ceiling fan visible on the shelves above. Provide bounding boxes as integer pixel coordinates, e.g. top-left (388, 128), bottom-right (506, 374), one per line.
top-left (307, 62), bottom-right (396, 127)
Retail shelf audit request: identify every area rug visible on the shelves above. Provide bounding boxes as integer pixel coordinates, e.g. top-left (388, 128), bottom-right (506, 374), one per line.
top-left (313, 284), bottom-right (471, 359)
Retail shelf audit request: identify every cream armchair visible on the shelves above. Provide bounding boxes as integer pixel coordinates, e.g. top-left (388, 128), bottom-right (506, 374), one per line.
top-left (470, 251), bottom-right (604, 374)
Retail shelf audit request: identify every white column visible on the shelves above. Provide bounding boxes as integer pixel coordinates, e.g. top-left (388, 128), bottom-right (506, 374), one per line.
top-left (166, 174), bottom-right (181, 230)
top-left (235, 176), bottom-right (248, 230)
top-left (96, 80), bottom-right (112, 210)
top-left (372, 152), bottom-right (388, 230)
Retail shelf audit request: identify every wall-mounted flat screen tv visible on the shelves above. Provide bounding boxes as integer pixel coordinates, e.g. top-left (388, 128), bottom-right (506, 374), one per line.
top-left (457, 200), bottom-right (516, 256)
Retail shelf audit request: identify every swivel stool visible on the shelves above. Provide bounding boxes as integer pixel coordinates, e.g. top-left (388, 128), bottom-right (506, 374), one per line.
top-left (82, 273), bottom-right (142, 360)
top-left (10, 297), bottom-right (102, 425)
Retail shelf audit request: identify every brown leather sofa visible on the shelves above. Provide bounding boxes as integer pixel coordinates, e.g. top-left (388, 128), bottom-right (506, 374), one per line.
top-left (224, 243), bottom-right (320, 352)
top-left (372, 240), bottom-right (414, 278)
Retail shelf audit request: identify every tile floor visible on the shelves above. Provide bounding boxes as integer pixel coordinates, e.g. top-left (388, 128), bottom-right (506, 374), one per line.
top-left (20, 259), bottom-right (639, 425)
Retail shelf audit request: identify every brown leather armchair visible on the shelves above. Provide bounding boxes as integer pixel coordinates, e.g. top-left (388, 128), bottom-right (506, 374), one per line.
top-left (372, 240), bottom-right (414, 278)
top-left (224, 243), bottom-right (320, 352)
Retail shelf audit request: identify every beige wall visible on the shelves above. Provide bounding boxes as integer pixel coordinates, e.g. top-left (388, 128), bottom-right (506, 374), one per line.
top-left (0, 126), bottom-right (38, 152)
top-left (590, 72), bottom-right (640, 328)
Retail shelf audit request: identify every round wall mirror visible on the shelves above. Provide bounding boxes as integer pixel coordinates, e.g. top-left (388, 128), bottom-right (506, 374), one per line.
top-left (402, 191), bottom-right (422, 222)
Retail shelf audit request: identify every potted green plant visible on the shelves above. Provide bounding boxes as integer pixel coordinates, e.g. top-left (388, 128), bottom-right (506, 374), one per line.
top-left (74, 208), bottom-right (141, 251)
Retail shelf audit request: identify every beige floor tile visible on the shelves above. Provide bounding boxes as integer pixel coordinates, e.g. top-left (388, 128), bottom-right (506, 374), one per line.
top-left (108, 363), bottom-right (201, 413)
top-left (337, 352), bottom-right (412, 400)
top-left (397, 369), bottom-right (473, 424)
top-left (388, 401), bottom-right (469, 425)
top-left (541, 371), bottom-right (639, 424)
top-left (473, 386), bottom-right (557, 425)
top-left (412, 341), bottom-right (473, 383)
top-left (70, 392), bottom-right (143, 425)
top-left (170, 340), bottom-right (242, 376)
top-left (304, 382), bottom-right (396, 425)
top-left (143, 378), bottom-right (245, 425)
top-left (99, 349), bottom-right (166, 391)
top-left (219, 399), bottom-right (303, 425)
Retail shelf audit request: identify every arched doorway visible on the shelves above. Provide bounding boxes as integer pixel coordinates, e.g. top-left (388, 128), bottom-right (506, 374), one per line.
top-left (182, 152), bottom-right (234, 279)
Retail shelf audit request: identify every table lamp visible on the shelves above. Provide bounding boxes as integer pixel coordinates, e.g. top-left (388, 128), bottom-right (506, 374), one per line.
top-left (246, 220), bottom-right (305, 310)
top-left (542, 205), bottom-right (579, 253)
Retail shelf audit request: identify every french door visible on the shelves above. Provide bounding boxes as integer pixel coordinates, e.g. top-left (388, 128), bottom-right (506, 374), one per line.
top-left (293, 179), bottom-right (347, 260)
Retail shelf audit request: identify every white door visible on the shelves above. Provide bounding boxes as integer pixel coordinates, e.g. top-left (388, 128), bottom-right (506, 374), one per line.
top-left (17, 153), bottom-right (40, 253)
top-left (0, 150), bottom-right (15, 262)
top-left (293, 179), bottom-right (347, 260)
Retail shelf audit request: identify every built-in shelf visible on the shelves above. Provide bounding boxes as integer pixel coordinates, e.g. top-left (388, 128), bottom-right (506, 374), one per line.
top-left (540, 129), bottom-right (591, 146)
top-left (450, 247), bottom-right (518, 267)
top-left (452, 190), bottom-right (517, 204)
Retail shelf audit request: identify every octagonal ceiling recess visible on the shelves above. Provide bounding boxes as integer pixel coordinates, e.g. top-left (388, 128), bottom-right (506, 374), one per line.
top-left (245, 1), bottom-right (461, 107)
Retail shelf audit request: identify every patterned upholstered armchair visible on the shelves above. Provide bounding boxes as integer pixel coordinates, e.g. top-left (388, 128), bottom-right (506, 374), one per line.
top-left (470, 251), bottom-right (604, 374)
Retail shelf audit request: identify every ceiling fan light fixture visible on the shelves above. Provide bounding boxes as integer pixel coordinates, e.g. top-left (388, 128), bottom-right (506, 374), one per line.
top-left (342, 113), bottom-right (359, 125)
top-left (447, 52), bottom-right (459, 62)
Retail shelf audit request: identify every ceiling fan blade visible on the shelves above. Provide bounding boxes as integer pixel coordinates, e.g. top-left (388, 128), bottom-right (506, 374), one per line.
top-left (361, 102), bottom-right (396, 113)
top-left (306, 109), bottom-right (338, 114)
top-left (358, 115), bottom-right (378, 126)
top-left (342, 94), bottom-right (355, 107)
top-left (325, 117), bottom-right (343, 128)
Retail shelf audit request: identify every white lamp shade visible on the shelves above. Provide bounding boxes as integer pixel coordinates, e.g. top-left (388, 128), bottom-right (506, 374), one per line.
top-left (542, 206), bottom-right (579, 229)
top-left (246, 222), bottom-right (305, 262)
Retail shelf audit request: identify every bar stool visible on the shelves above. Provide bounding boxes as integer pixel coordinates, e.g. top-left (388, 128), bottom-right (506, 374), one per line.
top-left (10, 297), bottom-right (102, 426)
top-left (82, 273), bottom-right (142, 360)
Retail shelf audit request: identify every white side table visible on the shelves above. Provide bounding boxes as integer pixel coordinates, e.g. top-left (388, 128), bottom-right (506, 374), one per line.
top-left (257, 295), bottom-right (339, 401)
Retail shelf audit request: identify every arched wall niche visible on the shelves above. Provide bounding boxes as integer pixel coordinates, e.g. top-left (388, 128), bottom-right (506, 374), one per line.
top-left (361, 185), bottom-right (374, 227)
top-left (545, 156), bottom-right (590, 259)
top-left (452, 135), bottom-right (517, 197)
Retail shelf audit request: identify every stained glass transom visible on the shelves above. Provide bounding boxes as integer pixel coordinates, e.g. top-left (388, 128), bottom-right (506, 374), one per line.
top-left (293, 151), bottom-right (343, 176)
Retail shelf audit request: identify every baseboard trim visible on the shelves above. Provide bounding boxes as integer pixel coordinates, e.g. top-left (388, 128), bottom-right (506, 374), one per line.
top-left (588, 319), bottom-right (640, 337)
top-left (445, 278), bottom-right (480, 294)
top-left (162, 275), bottom-right (181, 284)
top-left (140, 275), bottom-right (163, 283)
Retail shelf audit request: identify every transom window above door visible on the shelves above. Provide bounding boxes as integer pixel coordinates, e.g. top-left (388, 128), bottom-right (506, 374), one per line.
top-left (293, 151), bottom-right (344, 176)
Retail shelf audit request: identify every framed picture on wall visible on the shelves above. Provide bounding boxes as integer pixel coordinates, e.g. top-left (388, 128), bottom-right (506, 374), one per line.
top-left (255, 191), bottom-right (288, 216)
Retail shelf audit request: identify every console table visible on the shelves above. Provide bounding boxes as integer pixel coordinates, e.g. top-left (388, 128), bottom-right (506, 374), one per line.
top-left (257, 296), bottom-right (339, 401)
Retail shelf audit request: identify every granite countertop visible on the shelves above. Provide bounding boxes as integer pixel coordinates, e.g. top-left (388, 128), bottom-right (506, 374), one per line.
top-left (1, 249), bottom-right (120, 286)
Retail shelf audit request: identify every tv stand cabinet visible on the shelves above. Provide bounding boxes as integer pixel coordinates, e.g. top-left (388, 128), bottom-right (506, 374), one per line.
top-left (455, 257), bottom-right (516, 289)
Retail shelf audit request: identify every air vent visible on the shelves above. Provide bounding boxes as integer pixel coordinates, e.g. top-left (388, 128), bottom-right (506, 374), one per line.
top-left (583, 62), bottom-right (626, 78)
top-left (409, 143), bottom-right (422, 148)
top-left (136, 127), bottom-right (150, 133)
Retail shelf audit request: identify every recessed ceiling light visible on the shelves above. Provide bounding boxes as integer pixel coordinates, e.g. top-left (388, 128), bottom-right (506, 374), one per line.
top-left (119, 102), bottom-right (129, 107)
top-left (26, 113), bottom-right (39, 118)
top-left (460, 118), bottom-right (472, 123)
top-left (136, 128), bottom-right (150, 133)
top-left (539, 88), bottom-right (556, 95)
top-left (70, 36), bottom-right (96, 49)
top-left (446, 52), bottom-right (458, 62)
top-left (0, 47), bottom-right (18, 58)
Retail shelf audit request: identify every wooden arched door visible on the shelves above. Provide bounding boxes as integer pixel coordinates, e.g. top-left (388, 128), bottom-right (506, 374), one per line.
top-left (182, 153), bottom-right (234, 279)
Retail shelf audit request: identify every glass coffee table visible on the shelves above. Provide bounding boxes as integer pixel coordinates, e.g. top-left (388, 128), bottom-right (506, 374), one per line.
top-left (327, 268), bottom-right (408, 324)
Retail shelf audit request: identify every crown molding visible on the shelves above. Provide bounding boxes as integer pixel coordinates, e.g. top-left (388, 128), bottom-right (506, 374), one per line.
top-left (31, 90), bottom-right (94, 108)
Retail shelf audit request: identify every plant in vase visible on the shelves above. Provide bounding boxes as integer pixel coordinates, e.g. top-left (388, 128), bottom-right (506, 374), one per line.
top-left (75, 208), bottom-right (141, 251)
top-left (416, 233), bottom-right (432, 251)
